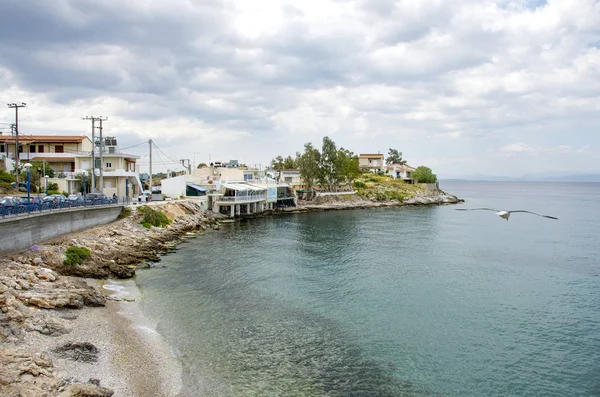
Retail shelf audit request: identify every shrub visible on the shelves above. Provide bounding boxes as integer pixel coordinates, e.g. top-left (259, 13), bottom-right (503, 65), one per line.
top-left (64, 246), bottom-right (91, 267)
top-left (0, 181), bottom-right (12, 192)
top-left (353, 181), bottom-right (366, 189)
top-left (137, 205), bottom-right (172, 228)
top-left (412, 166), bottom-right (437, 183)
top-left (118, 207), bottom-right (132, 219)
top-left (0, 170), bottom-right (13, 183)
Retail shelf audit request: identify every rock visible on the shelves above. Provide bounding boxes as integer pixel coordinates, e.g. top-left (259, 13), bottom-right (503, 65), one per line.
top-left (58, 383), bottom-right (114, 397)
top-left (53, 342), bottom-right (99, 363)
top-left (27, 317), bottom-right (70, 336)
top-left (33, 257), bottom-right (44, 265)
top-left (17, 279), bottom-right (30, 290)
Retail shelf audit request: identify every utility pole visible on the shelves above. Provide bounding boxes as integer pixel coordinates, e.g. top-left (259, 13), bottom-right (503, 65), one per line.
top-left (7, 102), bottom-right (26, 193)
top-left (180, 159), bottom-right (191, 174)
top-left (97, 117), bottom-right (107, 192)
top-left (148, 139), bottom-right (153, 193)
top-left (82, 116), bottom-right (105, 192)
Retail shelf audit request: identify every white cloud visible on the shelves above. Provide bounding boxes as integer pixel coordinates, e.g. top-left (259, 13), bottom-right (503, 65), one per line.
top-left (0, 0), bottom-right (599, 176)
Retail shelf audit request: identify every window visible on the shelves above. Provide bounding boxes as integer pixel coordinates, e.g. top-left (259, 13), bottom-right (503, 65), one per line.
top-left (284, 177), bottom-right (293, 183)
top-left (29, 145), bottom-right (36, 153)
top-left (55, 145), bottom-right (64, 153)
top-left (38, 145), bottom-right (44, 153)
top-left (106, 162), bottom-right (112, 168)
top-left (0, 145), bottom-right (4, 153)
top-left (18, 145), bottom-right (23, 153)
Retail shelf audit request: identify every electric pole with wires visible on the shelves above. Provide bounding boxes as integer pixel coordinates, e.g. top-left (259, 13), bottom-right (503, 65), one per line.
top-left (7, 102), bottom-right (26, 193)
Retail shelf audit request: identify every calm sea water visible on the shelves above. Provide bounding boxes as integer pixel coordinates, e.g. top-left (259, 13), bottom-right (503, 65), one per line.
top-left (135, 182), bottom-right (600, 396)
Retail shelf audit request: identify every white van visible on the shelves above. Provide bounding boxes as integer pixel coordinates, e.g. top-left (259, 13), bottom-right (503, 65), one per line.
top-left (138, 190), bottom-right (151, 202)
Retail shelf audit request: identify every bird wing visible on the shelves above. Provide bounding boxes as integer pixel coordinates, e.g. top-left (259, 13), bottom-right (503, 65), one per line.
top-left (507, 210), bottom-right (558, 220)
top-left (455, 208), bottom-right (500, 212)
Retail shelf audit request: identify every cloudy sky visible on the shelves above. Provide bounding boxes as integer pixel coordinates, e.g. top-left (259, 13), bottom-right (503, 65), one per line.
top-left (1, 0), bottom-right (599, 177)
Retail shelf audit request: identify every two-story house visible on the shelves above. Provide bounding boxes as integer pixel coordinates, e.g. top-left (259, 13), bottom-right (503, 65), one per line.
top-left (0, 134), bottom-right (143, 198)
top-left (358, 153), bottom-right (385, 172)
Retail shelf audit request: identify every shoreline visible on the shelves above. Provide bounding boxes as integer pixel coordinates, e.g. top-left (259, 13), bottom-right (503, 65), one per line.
top-left (0, 191), bottom-right (461, 396)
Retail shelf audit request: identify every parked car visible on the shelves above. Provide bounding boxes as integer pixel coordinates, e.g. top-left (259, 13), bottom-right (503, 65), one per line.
top-left (68, 194), bottom-right (84, 204)
top-left (84, 193), bottom-right (110, 204)
top-left (0, 197), bottom-right (17, 213)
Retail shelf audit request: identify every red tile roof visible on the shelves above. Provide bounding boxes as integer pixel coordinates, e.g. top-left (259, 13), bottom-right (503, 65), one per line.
top-left (0, 135), bottom-right (88, 143)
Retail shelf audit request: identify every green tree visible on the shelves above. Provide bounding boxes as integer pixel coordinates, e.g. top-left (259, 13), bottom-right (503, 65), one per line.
top-left (412, 166), bottom-right (437, 183)
top-left (270, 155), bottom-right (285, 170)
top-left (74, 170), bottom-right (93, 194)
top-left (297, 143), bottom-right (321, 190)
top-left (336, 148), bottom-right (360, 187)
top-left (197, 163), bottom-right (208, 169)
top-left (283, 155), bottom-right (296, 169)
top-left (386, 148), bottom-right (406, 165)
top-left (318, 136), bottom-right (341, 191)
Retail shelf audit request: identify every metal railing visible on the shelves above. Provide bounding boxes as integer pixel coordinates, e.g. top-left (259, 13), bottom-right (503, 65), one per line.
top-left (0, 197), bottom-right (127, 219)
top-left (215, 195), bottom-right (266, 203)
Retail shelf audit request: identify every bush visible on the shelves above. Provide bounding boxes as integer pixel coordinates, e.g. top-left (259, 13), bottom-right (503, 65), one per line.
top-left (0, 181), bottom-right (12, 192)
top-left (0, 170), bottom-right (13, 183)
top-left (64, 246), bottom-right (91, 267)
top-left (353, 181), bottom-right (366, 189)
top-left (138, 206), bottom-right (172, 228)
top-left (118, 207), bottom-right (132, 219)
top-left (412, 166), bottom-right (437, 183)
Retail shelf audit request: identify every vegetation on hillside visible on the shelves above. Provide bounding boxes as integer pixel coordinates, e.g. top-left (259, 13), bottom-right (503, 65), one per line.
top-left (137, 205), bottom-right (172, 228)
top-left (353, 174), bottom-right (424, 202)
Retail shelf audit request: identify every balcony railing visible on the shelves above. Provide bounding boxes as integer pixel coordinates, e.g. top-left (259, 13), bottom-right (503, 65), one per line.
top-left (215, 195), bottom-right (266, 203)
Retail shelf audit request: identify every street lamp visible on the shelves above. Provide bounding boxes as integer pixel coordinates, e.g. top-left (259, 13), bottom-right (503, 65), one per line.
top-left (23, 163), bottom-right (32, 201)
top-left (44, 175), bottom-right (49, 196)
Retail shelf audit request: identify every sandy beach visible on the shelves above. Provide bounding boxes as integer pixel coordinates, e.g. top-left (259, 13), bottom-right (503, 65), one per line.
top-left (9, 277), bottom-right (185, 397)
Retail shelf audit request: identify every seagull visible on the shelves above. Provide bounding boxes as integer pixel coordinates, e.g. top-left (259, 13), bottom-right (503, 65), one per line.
top-left (456, 208), bottom-right (558, 221)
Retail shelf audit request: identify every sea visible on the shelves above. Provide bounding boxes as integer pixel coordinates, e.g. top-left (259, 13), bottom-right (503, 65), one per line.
top-left (131, 181), bottom-right (600, 396)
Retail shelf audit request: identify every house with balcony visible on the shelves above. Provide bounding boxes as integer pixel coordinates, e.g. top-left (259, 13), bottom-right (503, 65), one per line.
top-left (277, 170), bottom-right (308, 191)
top-left (359, 153), bottom-right (385, 172)
top-left (385, 164), bottom-right (416, 183)
top-left (0, 134), bottom-right (143, 198)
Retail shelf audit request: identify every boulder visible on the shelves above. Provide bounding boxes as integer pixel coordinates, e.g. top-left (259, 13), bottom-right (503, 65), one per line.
top-left (58, 383), bottom-right (114, 397)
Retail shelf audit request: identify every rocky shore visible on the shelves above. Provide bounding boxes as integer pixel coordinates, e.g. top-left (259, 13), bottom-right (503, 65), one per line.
top-left (0, 201), bottom-right (224, 396)
top-left (288, 189), bottom-right (462, 212)
top-left (0, 190), bottom-right (461, 396)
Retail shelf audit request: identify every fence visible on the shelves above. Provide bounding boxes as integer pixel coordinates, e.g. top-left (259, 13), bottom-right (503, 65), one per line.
top-left (0, 197), bottom-right (126, 219)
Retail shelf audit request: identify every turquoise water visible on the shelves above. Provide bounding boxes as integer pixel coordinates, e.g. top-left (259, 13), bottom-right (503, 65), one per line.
top-left (135, 182), bottom-right (600, 396)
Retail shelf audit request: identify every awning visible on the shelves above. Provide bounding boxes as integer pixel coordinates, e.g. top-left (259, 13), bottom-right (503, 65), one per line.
top-left (187, 183), bottom-right (207, 192)
top-left (221, 183), bottom-right (248, 191)
top-left (246, 184), bottom-right (267, 191)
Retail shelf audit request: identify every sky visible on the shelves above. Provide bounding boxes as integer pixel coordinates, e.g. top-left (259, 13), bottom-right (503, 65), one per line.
top-left (0, 0), bottom-right (599, 178)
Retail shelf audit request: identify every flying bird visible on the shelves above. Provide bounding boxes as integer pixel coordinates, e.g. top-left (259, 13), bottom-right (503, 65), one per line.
top-left (456, 208), bottom-right (558, 221)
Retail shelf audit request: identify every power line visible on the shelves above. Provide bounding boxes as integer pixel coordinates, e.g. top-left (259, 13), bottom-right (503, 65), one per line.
top-left (151, 141), bottom-right (178, 163)
top-left (119, 141), bottom-right (148, 151)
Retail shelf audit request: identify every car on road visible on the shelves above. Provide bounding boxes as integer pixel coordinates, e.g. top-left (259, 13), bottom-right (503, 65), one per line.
top-left (68, 194), bottom-right (84, 204)
top-left (84, 193), bottom-right (111, 205)
top-left (0, 197), bottom-right (18, 214)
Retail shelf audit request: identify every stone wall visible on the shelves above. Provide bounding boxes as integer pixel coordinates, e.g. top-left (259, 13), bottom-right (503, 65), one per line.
top-left (0, 206), bottom-right (122, 254)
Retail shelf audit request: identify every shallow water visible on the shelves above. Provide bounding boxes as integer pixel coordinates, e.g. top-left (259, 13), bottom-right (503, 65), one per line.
top-left (135, 182), bottom-right (600, 396)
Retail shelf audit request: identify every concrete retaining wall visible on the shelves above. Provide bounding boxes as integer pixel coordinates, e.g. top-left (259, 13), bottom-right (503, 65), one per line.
top-left (0, 206), bottom-right (123, 254)
top-left (419, 182), bottom-right (440, 191)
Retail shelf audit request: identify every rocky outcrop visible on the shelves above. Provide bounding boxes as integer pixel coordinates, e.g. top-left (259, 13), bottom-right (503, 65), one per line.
top-left (403, 192), bottom-right (462, 205)
top-left (288, 189), bottom-right (463, 212)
